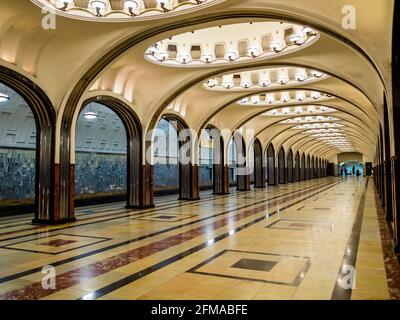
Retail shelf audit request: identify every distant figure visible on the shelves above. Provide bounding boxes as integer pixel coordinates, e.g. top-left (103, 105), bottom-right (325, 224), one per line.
top-left (352, 166), bottom-right (356, 176)
top-left (356, 169), bottom-right (361, 177)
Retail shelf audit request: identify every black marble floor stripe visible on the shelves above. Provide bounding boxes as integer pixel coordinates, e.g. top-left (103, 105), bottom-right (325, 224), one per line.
top-left (331, 178), bottom-right (369, 300)
top-left (0, 180), bottom-right (338, 285)
top-left (0, 180), bottom-right (331, 243)
top-left (80, 180), bottom-right (344, 300)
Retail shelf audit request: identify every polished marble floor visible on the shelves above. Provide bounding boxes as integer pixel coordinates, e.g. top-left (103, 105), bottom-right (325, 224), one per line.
top-left (0, 177), bottom-right (397, 300)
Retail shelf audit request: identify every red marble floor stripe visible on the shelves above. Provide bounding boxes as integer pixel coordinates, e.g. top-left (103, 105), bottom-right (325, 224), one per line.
top-left (0, 183), bottom-right (333, 300)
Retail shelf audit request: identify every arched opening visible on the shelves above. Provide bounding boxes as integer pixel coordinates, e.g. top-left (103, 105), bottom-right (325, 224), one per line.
top-left (339, 161), bottom-right (364, 177)
top-left (75, 98), bottom-right (142, 209)
top-left (154, 115), bottom-right (198, 200)
top-left (253, 139), bottom-right (265, 188)
top-left (75, 103), bottom-right (125, 207)
top-left (306, 155), bottom-right (311, 180)
top-left (300, 153), bottom-right (306, 181)
top-left (278, 147), bottom-right (286, 184)
top-left (287, 149), bottom-right (294, 183)
top-left (199, 126), bottom-right (228, 195)
top-left (154, 118), bottom-right (179, 196)
top-left (228, 133), bottom-right (249, 191)
top-left (294, 151), bottom-right (300, 182)
top-left (311, 156), bottom-right (315, 179)
top-left (266, 143), bottom-right (276, 186)
top-left (318, 158), bottom-right (322, 177)
top-left (0, 67), bottom-right (55, 223)
top-left (314, 156), bottom-right (318, 178)
top-left (0, 84), bottom-right (37, 215)
top-left (228, 138), bottom-right (237, 188)
top-left (198, 129), bottom-right (213, 192)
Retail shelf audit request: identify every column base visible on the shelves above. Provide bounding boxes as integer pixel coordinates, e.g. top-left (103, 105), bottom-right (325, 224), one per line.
top-left (126, 204), bottom-right (155, 209)
top-left (32, 217), bottom-right (77, 225)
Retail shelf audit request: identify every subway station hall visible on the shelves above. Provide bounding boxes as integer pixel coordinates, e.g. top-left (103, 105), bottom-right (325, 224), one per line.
top-left (0, 0), bottom-right (399, 303)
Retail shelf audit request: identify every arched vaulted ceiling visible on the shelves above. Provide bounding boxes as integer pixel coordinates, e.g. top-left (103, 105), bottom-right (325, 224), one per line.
top-left (0, 0), bottom-right (394, 164)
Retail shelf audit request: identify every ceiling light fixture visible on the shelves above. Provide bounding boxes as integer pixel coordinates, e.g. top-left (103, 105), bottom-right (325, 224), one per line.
top-left (207, 79), bottom-right (218, 88)
top-left (241, 80), bottom-right (252, 89)
top-left (225, 51), bottom-right (237, 61)
top-left (248, 47), bottom-right (260, 58)
top-left (59, 0), bottom-right (74, 11)
top-left (311, 92), bottom-right (321, 100)
top-left (178, 54), bottom-right (191, 64)
top-left (311, 70), bottom-right (323, 78)
top-left (269, 41), bottom-right (282, 52)
top-left (289, 34), bottom-right (302, 45)
top-left (90, 1), bottom-right (107, 17)
top-left (83, 105), bottom-right (99, 120)
top-left (302, 26), bottom-right (315, 35)
top-left (0, 93), bottom-right (9, 103)
top-left (158, 51), bottom-right (169, 61)
top-left (259, 79), bottom-right (270, 87)
top-left (278, 77), bottom-right (289, 85)
top-left (267, 95), bottom-right (275, 104)
top-left (157, 0), bottom-right (171, 12)
top-left (124, 0), bottom-right (139, 16)
top-left (202, 53), bottom-right (213, 63)
top-left (223, 80), bottom-right (233, 89)
top-left (296, 73), bottom-right (306, 81)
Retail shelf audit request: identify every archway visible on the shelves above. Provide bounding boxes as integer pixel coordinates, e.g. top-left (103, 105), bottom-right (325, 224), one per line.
top-left (318, 158), bottom-right (322, 177)
top-left (228, 138), bottom-right (237, 188)
top-left (154, 115), bottom-right (198, 201)
top-left (287, 149), bottom-right (294, 183)
top-left (278, 147), bottom-right (286, 184)
top-left (76, 97), bottom-right (142, 209)
top-left (198, 129), bottom-right (213, 192)
top-left (0, 84), bottom-right (37, 215)
top-left (75, 103), bottom-right (126, 208)
top-left (294, 151), bottom-right (300, 182)
top-left (300, 153), bottom-right (306, 181)
top-left (339, 160), bottom-right (364, 177)
top-left (253, 139), bottom-right (265, 188)
top-left (306, 155), bottom-right (311, 180)
top-left (200, 125), bottom-right (228, 194)
top-left (266, 144), bottom-right (276, 186)
top-left (0, 67), bottom-right (55, 223)
top-left (229, 133), bottom-right (250, 191)
top-left (311, 156), bottom-right (315, 179)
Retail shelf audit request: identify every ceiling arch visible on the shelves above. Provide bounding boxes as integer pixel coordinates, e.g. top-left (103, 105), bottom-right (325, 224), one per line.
top-left (0, 1), bottom-right (393, 167)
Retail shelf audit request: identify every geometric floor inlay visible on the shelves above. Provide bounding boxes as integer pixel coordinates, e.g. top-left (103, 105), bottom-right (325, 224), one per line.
top-left (134, 213), bottom-right (197, 222)
top-left (266, 219), bottom-right (333, 232)
top-left (188, 250), bottom-right (311, 287)
top-left (1, 234), bottom-right (111, 255)
top-left (231, 258), bottom-right (277, 272)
